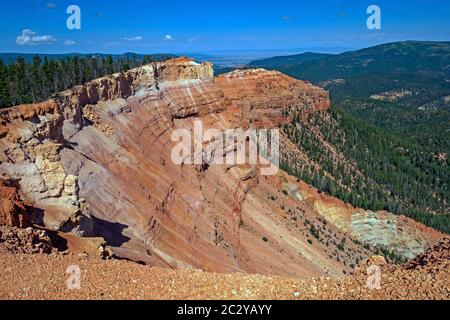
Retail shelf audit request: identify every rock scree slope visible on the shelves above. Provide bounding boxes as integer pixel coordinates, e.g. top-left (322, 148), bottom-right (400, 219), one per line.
top-left (0, 237), bottom-right (448, 299)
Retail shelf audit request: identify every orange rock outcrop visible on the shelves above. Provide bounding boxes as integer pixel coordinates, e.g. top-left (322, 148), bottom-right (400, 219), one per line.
top-left (0, 179), bottom-right (29, 228)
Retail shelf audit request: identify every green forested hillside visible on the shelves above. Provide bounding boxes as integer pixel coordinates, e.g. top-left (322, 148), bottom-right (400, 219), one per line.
top-left (251, 41), bottom-right (450, 81)
top-left (281, 106), bottom-right (449, 234)
top-left (253, 41), bottom-right (450, 233)
top-left (0, 52), bottom-right (176, 65)
top-left (249, 41), bottom-right (450, 154)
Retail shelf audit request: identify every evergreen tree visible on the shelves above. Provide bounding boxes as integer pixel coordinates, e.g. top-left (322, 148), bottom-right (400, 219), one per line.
top-left (31, 55), bottom-right (42, 102)
top-left (0, 60), bottom-right (11, 108)
top-left (15, 57), bottom-right (32, 104)
top-left (107, 55), bottom-right (114, 74)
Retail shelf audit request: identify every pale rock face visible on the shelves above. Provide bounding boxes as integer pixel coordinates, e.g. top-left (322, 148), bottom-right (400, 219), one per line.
top-left (0, 58), bottom-right (443, 276)
top-left (281, 181), bottom-right (439, 259)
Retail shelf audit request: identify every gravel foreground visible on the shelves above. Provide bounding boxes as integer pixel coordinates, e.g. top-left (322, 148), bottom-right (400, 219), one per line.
top-left (0, 238), bottom-right (448, 300)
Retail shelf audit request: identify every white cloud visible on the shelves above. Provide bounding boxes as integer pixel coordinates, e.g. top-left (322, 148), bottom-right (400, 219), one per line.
top-left (16, 29), bottom-right (56, 45)
top-left (64, 39), bottom-right (75, 45)
top-left (122, 36), bottom-right (143, 42)
top-left (164, 34), bottom-right (173, 41)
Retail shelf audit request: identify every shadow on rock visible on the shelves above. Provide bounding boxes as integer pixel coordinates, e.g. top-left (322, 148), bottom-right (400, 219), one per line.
top-left (92, 216), bottom-right (131, 247)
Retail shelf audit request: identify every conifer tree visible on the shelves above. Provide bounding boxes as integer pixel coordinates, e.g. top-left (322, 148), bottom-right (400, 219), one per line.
top-left (0, 60), bottom-right (11, 108)
top-left (31, 55), bottom-right (42, 102)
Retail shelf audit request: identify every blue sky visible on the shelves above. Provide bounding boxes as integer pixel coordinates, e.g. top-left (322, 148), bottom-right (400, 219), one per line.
top-left (1, 0), bottom-right (449, 55)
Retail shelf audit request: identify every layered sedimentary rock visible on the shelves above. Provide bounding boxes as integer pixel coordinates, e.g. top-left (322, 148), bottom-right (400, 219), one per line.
top-left (0, 58), bottom-right (443, 276)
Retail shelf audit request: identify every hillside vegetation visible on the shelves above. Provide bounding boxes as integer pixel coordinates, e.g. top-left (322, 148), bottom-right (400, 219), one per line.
top-left (281, 106), bottom-right (449, 233)
top-left (250, 41), bottom-right (450, 152)
top-left (253, 41), bottom-right (450, 233)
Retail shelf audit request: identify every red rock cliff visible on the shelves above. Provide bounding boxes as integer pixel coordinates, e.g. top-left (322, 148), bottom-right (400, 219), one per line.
top-left (0, 58), bottom-right (442, 276)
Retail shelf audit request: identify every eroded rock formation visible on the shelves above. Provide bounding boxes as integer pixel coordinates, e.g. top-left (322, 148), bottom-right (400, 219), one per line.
top-left (0, 58), bottom-right (443, 277)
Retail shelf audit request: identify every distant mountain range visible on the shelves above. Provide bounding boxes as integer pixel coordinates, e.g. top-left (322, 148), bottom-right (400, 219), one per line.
top-left (249, 41), bottom-right (450, 232)
top-left (0, 52), bottom-right (177, 64)
top-left (249, 41), bottom-right (450, 152)
top-left (249, 41), bottom-right (450, 79)
top-left (249, 52), bottom-right (332, 69)
top-left (0, 51), bottom-right (242, 66)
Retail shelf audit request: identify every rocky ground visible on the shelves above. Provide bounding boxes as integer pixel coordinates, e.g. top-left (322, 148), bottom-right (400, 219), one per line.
top-left (0, 225), bottom-right (55, 254)
top-left (0, 228), bottom-right (448, 300)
